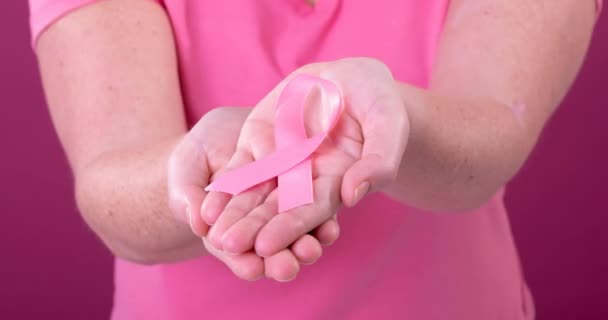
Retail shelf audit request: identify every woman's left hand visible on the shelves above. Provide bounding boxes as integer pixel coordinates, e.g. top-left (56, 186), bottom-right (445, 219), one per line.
top-left (201, 58), bottom-right (410, 265)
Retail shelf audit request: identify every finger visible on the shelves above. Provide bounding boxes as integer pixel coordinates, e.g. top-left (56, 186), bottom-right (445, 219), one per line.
top-left (222, 191), bottom-right (279, 254)
top-left (200, 191), bottom-right (231, 226)
top-left (202, 238), bottom-right (264, 281)
top-left (312, 215), bottom-right (340, 246)
top-left (341, 93), bottom-right (409, 207)
top-left (264, 249), bottom-right (300, 282)
top-left (201, 150), bottom-right (255, 225)
top-left (207, 180), bottom-right (275, 250)
top-left (291, 234), bottom-right (323, 265)
top-left (184, 187), bottom-right (209, 237)
top-left (316, 58), bottom-right (409, 206)
top-left (255, 176), bottom-right (340, 257)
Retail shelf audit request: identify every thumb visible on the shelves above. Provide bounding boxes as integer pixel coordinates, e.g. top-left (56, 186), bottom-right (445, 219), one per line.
top-left (169, 185), bottom-right (209, 237)
top-left (340, 96), bottom-right (409, 207)
top-left (168, 136), bottom-right (211, 237)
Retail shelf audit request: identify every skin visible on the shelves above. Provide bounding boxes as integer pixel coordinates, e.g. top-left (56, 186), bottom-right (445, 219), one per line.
top-left (35, 0), bottom-right (337, 281)
top-left (35, 0), bottom-right (597, 281)
top-left (169, 106), bottom-right (339, 280)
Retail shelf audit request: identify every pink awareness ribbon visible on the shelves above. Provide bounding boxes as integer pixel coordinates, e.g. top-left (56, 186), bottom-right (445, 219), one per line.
top-left (204, 74), bottom-right (343, 213)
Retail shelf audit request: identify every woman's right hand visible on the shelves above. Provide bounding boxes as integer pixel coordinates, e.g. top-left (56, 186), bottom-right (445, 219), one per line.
top-left (168, 107), bottom-right (340, 281)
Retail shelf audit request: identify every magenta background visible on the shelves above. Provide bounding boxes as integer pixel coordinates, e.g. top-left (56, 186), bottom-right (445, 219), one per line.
top-left (0, 2), bottom-right (606, 319)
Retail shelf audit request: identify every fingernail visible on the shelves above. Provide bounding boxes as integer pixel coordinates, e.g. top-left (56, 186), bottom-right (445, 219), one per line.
top-left (207, 227), bottom-right (223, 250)
top-left (276, 274), bottom-right (297, 283)
top-left (353, 181), bottom-right (370, 206)
top-left (186, 206), bottom-right (194, 230)
top-left (200, 198), bottom-right (215, 226)
top-left (200, 199), bottom-right (210, 224)
top-left (207, 226), bottom-right (216, 242)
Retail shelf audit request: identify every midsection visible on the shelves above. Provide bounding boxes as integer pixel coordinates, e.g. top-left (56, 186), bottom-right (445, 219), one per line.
top-left (112, 1), bottom-right (528, 318)
top-left (113, 192), bottom-right (526, 319)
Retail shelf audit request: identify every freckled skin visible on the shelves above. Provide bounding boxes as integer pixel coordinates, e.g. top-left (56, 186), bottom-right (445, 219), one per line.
top-left (35, 0), bottom-right (597, 281)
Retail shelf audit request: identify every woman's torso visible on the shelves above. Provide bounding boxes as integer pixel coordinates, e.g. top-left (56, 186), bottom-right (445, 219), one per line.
top-left (108, 0), bottom-right (531, 319)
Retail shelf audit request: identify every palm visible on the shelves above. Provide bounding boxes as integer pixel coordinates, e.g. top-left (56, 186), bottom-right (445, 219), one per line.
top-left (169, 107), bottom-right (340, 281)
top-left (219, 109), bottom-right (362, 257)
top-left (168, 107), bottom-right (249, 235)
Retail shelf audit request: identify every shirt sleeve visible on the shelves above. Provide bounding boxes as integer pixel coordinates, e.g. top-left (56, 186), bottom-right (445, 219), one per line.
top-left (28, 0), bottom-right (162, 48)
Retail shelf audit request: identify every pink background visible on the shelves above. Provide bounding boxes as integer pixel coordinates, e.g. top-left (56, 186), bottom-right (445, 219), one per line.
top-left (0, 2), bottom-right (605, 319)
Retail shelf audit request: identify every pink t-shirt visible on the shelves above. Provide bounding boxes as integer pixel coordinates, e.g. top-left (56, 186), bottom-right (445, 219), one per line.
top-left (28, 1), bottom-right (602, 319)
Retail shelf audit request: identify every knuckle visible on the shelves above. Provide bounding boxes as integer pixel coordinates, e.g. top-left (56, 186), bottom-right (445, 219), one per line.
top-left (222, 205), bottom-right (246, 222)
top-left (375, 161), bottom-right (399, 186)
top-left (248, 212), bottom-right (272, 228)
top-left (289, 214), bottom-right (309, 234)
top-left (366, 153), bottom-right (399, 186)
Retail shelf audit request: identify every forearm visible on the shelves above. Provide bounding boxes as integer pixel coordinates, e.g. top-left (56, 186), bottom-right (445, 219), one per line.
top-left (384, 83), bottom-right (537, 212)
top-left (75, 137), bottom-right (205, 264)
top-left (33, 0), bottom-right (203, 264)
top-left (381, 0), bottom-right (597, 212)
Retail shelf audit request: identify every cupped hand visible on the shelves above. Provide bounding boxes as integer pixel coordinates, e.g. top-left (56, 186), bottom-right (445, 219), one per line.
top-left (202, 58), bottom-right (409, 273)
top-left (168, 107), bottom-right (340, 281)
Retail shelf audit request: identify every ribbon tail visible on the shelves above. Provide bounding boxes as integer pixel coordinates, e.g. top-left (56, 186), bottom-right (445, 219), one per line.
top-left (277, 158), bottom-right (313, 212)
